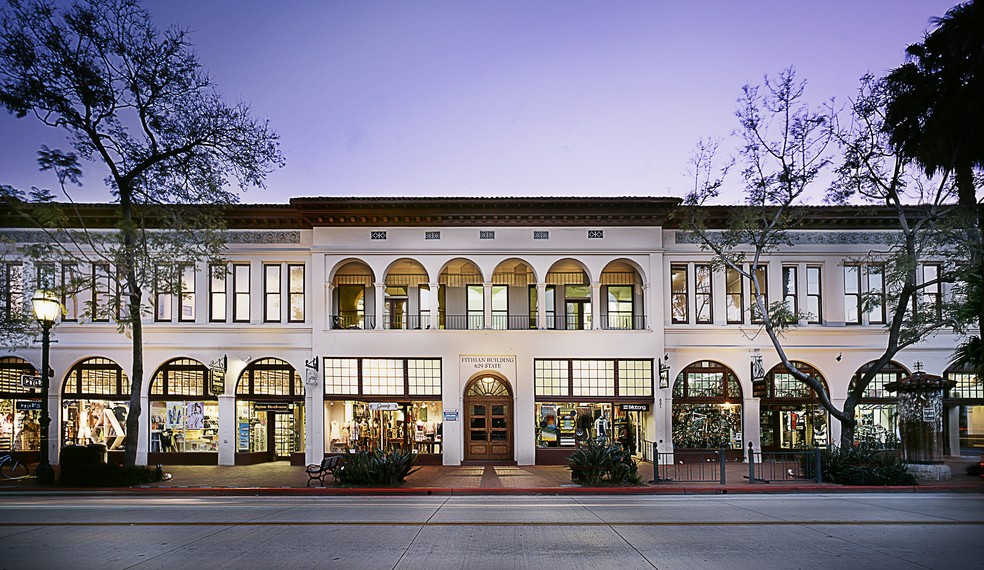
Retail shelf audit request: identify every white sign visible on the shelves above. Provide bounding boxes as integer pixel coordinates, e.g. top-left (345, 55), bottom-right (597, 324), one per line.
top-left (921, 407), bottom-right (937, 423)
top-left (20, 375), bottom-right (43, 389)
top-left (443, 409), bottom-right (459, 421)
top-left (460, 355), bottom-right (516, 370)
top-left (368, 402), bottom-right (400, 411)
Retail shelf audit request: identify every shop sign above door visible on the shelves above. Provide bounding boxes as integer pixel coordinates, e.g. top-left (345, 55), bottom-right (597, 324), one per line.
top-left (254, 402), bottom-right (293, 412)
top-left (368, 402), bottom-right (400, 411)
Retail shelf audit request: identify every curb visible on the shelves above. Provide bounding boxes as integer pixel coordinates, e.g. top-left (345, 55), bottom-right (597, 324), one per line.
top-left (0, 483), bottom-right (980, 497)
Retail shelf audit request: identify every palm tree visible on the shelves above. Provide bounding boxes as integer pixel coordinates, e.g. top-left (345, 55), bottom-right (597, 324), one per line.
top-left (884, 1), bottom-right (984, 376)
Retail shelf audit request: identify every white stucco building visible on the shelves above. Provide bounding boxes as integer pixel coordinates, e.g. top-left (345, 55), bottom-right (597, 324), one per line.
top-left (1, 197), bottom-right (980, 467)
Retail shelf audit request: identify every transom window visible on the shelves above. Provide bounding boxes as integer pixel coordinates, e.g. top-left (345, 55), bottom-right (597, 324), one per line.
top-left (0, 357), bottom-right (39, 395)
top-left (465, 376), bottom-right (510, 397)
top-left (534, 359), bottom-right (653, 399)
top-left (324, 358), bottom-right (442, 398)
top-left (673, 361), bottom-right (741, 401)
top-left (763, 361), bottom-right (827, 399)
top-left (63, 358), bottom-right (130, 397)
top-left (236, 358), bottom-right (303, 398)
top-left (850, 361), bottom-right (906, 400)
top-left (150, 358), bottom-right (212, 397)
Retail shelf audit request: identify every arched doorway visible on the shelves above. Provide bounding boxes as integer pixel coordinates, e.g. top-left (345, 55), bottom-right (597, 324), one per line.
top-left (463, 375), bottom-right (512, 461)
top-left (235, 358), bottom-right (305, 465)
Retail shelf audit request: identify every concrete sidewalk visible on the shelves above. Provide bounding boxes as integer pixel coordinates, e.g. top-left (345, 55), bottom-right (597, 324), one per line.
top-left (1, 456), bottom-right (979, 495)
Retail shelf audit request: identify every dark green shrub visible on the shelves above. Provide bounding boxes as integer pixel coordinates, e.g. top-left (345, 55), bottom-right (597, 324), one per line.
top-left (59, 444), bottom-right (162, 487)
top-left (334, 448), bottom-right (419, 486)
top-left (60, 444), bottom-right (107, 468)
top-left (60, 462), bottom-right (163, 487)
top-left (802, 444), bottom-right (916, 486)
top-left (567, 439), bottom-right (642, 486)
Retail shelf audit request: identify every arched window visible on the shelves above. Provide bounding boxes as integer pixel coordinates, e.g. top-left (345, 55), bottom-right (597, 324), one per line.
top-left (61, 358), bottom-right (130, 451)
top-left (465, 375), bottom-right (512, 398)
top-left (0, 357), bottom-right (42, 452)
top-left (63, 357), bottom-right (129, 398)
top-left (149, 359), bottom-right (218, 457)
top-left (848, 361), bottom-right (906, 448)
top-left (671, 361), bottom-right (743, 450)
top-left (760, 361), bottom-right (829, 450)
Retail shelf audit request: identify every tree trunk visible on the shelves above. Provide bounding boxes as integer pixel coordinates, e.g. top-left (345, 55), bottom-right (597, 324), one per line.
top-left (839, 397), bottom-right (859, 448)
top-left (119, 191), bottom-right (142, 468)
top-left (123, 281), bottom-right (143, 468)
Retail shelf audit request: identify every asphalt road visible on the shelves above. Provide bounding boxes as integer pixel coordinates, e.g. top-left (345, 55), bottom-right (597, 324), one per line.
top-left (0, 493), bottom-right (980, 569)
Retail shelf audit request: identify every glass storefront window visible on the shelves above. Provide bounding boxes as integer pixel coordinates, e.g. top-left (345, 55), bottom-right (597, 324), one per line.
top-left (150, 401), bottom-right (218, 452)
top-left (672, 361), bottom-right (743, 450)
top-left (0, 401), bottom-right (41, 452)
top-left (850, 361), bottom-right (905, 449)
top-left (0, 357), bottom-right (42, 452)
top-left (62, 357), bottom-right (130, 450)
top-left (534, 359), bottom-right (653, 399)
top-left (855, 403), bottom-right (898, 448)
top-left (324, 400), bottom-right (442, 454)
top-left (535, 402), bottom-right (646, 455)
top-left (759, 404), bottom-right (828, 450)
top-left (62, 399), bottom-right (129, 449)
top-left (672, 403), bottom-right (743, 449)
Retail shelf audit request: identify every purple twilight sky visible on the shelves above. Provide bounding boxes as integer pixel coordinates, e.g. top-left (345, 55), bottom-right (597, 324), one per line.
top-left (0, 0), bottom-right (960, 204)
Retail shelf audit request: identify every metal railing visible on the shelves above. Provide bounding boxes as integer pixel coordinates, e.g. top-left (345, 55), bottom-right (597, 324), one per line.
top-left (330, 313), bottom-right (375, 329)
top-left (643, 441), bottom-right (824, 485)
top-left (601, 313), bottom-right (646, 330)
top-left (645, 441), bottom-right (728, 484)
top-left (331, 311), bottom-right (648, 331)
top-left (746, 442), bottom-right (823, 484)
top-left (381, 314), bottom-right (433, 330)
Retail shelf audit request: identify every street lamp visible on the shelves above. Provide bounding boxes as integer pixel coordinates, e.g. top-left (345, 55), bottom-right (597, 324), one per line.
top-left (31, 289), bottom-right (60, 486)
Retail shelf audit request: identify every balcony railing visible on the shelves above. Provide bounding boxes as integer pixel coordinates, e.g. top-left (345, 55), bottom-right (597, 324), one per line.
top-left (330, 311), bottom-right (646, 331)
top-left (601, 312), bottom-right (646, 330)
top-left (382, 314), bottom-right (433, 330)
top-left (330, 312), bottom-right (375, 330)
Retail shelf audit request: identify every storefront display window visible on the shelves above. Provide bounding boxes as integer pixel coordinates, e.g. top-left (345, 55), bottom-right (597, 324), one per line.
top-left (760, 361), bottom-right (829, 450)
top-left (324, 400), bottom-right (442, 454)
top-left (535, 402), bottom-right (646, 454)
top-left (323, 357), bottom-right (443, 457)
top-left (61, 357), bottom-right (130, 450)
top-left (672, 361), bottom-right (743, 449)
top-left (0, 357), bottom-right (42, 453)
top-left (850, 361), bottom-right (905, 448)
top-left (945, 368), bottom-right (984, 453)
top-left (534, 359), bottom-right (653, 461)
top-left (149, 358), bottom-right (219, 454)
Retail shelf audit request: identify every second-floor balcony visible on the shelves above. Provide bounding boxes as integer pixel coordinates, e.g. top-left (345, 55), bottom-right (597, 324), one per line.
top-left (328, 258), bottom-right (648, 332)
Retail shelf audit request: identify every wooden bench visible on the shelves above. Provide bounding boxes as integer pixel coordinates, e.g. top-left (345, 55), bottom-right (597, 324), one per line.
top-left (305, 455), bottom-right (342, 487)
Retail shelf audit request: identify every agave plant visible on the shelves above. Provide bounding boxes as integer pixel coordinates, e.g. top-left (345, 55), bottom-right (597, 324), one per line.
top-left (567, 439), bottom-right (642, 486)
top-left (334, 447), bottom-right (420, 486)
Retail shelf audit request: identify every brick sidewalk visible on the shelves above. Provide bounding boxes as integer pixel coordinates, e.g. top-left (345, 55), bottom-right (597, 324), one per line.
top-left (1, 457), bottom-right (979, 493)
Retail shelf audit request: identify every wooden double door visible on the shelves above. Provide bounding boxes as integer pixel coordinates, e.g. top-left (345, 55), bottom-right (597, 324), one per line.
top-left (465, 397), bottom-right (512, 461)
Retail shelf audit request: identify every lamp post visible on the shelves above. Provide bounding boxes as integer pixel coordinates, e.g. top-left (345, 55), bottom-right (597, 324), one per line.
top-left (31, 289), bottom-right (60, 486)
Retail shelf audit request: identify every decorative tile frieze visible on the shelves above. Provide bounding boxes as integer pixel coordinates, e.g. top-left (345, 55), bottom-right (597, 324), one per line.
top-left (674, 230), bottom-right (896, 245)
